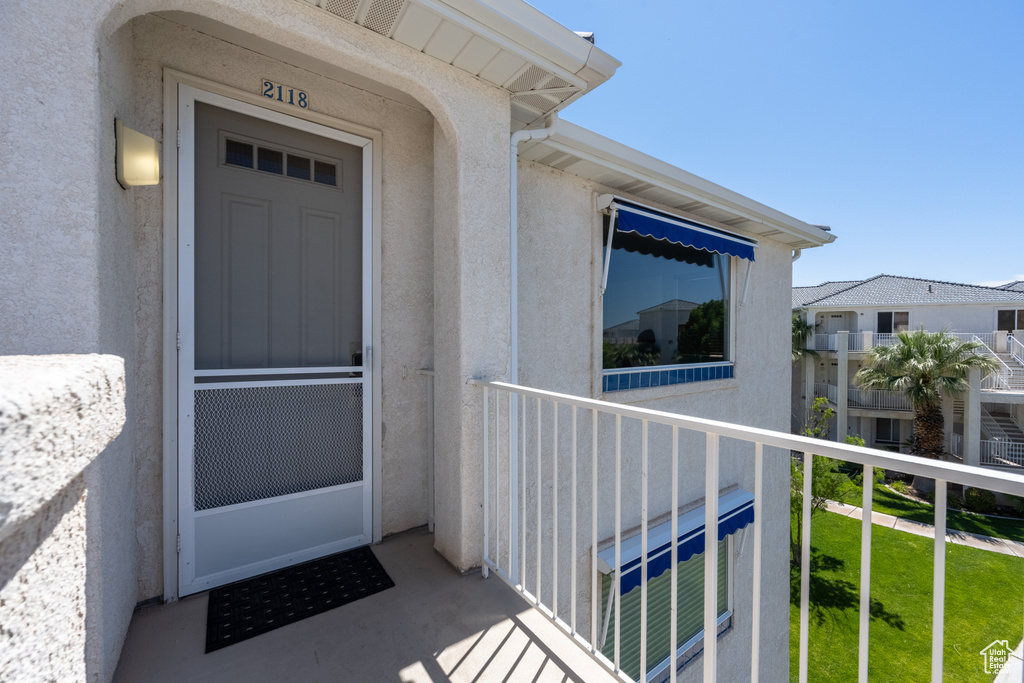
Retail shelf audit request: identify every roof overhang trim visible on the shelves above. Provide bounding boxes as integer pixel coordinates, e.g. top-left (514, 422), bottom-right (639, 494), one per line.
top-left (524, 122), bottom-right (836, 249)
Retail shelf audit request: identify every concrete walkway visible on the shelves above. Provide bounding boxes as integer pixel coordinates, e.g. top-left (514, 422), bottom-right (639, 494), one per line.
top-left (824, 500), bottom-right (1024, 558)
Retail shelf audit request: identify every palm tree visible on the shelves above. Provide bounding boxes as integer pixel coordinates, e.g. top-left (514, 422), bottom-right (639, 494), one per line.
top-left (854, 329), bottom-right (999, 459)
top-left (792, 311), bottom-right (818, 362)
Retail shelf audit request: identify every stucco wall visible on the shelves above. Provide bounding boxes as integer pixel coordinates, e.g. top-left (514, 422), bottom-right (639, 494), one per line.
top-left (0, 355), bottom-right (125, 683)
top-left (516, 160), bottom-right (793, 680)
top-left (5, 0), bottom-right (511, 615)
top-left (811, 303), bottom-right (1010, 335)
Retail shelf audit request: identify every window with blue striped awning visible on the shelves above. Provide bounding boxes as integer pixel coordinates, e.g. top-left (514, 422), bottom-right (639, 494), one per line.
top-left (596, 488), bottom-right (754, 595)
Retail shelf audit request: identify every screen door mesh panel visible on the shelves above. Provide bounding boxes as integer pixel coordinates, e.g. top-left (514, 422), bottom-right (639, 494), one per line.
top-left (194, 384), bottom-right (363, 510)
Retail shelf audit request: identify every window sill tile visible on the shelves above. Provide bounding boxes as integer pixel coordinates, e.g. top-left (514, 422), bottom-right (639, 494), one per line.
top-left (603, 376), bottom-right (739, 404)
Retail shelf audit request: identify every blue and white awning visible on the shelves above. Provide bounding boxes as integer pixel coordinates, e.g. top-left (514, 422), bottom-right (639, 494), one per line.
top-left (597, 489), bottom-right (755, 595)
top-left (613, 201), bottom-right (757, 262)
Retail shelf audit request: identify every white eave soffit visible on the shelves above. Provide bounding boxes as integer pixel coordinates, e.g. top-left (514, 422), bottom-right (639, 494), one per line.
top-left (521, 125), bottom-right (836, 249)
top-left (298, 0), bottom-right (621, 126)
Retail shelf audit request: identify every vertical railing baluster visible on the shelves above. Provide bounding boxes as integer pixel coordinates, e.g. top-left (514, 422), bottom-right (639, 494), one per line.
top-left (509, 390), bottom-right (515, 581)
top-left (932, 479), bottom-right (947, 682)
top-left (552, 401), bottom-right (559, 621)
top-left (591, 408), bottom-right (599, 652)
top-left (704, 433), bottom-right (719, 683)
top-left (495, 388), bottom-right (501, 573)
top-left (571, 406), bottom-right (578, 636)
top-left (799, 451), bottom-right (813, 683)
top-left (614, 413), bottom-right (622, 673)
top-left (536, 396), bottom-right (542, 605)
top-left (520, 393), bottom-right (526, 587)
top-left (670, 426), bottom-right (679, 683)
top-left (482, 386), bottom-right (489, 578)
top-left (751, 442), bottom-right (763, 682)
top-left (640, 420), bottom-right (649, 681)
top-left (858, 463), bottom-right (874, 683)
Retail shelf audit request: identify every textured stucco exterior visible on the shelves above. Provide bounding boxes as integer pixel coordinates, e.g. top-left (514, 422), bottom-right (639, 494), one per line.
top-left (0, 355), bottom-right (125, 683)
top-left (516, 160), bottom-right (793, 681)
top-left (2, 0), bottom-right (819, 680)
top-left (808, 303), bottom-right (1017, 336)
top-left (3, 0), bottom-right (515, 677)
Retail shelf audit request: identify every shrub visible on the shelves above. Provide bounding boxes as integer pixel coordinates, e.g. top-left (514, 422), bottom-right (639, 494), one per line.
top-left (963, 488), bottom-right (997, 514)
top-left (946, 494), bottom-right (962, 511)
top-left (890, 480), bottom-right (910, 494)
top-left (1011, 496), bottom-right (1024, 516)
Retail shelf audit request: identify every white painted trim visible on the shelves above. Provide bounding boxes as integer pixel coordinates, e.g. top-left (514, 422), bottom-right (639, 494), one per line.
top-left (194, 378), bottom-right (364, 390)
top-left (161, 71), bottom-right (180, 603)
top-left (192, 479), bottom-right (366, 518)
top-left (161, 69), bottom-right (383, 599)
top-left (193, 366), bottom-right (359, 376)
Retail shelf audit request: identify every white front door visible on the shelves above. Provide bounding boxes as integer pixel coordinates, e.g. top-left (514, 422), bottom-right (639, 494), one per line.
top-left (176, 86), bottom-right (373, 596)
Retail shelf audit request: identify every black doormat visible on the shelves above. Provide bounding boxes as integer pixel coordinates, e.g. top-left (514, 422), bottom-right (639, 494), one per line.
top-left (205, 545), bottom-right (394, 652)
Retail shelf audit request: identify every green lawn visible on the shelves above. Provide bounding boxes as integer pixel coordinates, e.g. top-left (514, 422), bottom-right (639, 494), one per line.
top-left (840, 481), bottom-right (1024, 544)
top-left (790, 512), bottom-right (1024, 682)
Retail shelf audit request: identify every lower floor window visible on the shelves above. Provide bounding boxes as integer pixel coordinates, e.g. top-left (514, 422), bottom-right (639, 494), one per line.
top-left (599, 539), bottom-right (730, 682)
top-left (876, 417), bottom-right (901, 444)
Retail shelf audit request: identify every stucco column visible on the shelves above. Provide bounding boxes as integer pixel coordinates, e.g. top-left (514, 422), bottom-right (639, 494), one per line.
top-left (803, 355), bottom-right (815, 421)
top-left (431, 105), bottom-right (512, 571)
top-left (836, 331), bottom-right (849, 441)
top-left (941, 395), bottom-right (954, 458)
top-left (964, 368), bottom-right (982, 467)
top-left (995, 330), bottom-right (1008, 353)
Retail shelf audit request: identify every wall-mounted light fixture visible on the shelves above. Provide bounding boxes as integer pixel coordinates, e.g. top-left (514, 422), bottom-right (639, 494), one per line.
top-left (116, 119), bottom-right (160, 188)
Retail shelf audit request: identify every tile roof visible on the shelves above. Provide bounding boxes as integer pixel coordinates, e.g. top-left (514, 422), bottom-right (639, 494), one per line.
top-left (792, 280), bottom-right (863, 308)
top-left (998, 280), bottom-right (1024, 292)
top-left (794, 274), bottom-right (1024, 307)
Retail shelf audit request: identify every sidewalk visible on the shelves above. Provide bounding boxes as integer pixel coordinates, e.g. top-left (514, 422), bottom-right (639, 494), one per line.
top-left (824, 501), bottom-right (1024, 558)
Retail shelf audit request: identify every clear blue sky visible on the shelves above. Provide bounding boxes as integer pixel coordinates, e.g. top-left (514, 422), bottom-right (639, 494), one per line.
top-left (530, 0), bottom-right (1024, 287)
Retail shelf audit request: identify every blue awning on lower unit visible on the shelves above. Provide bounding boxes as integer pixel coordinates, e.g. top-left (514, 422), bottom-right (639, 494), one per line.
top-left (597, 488), bottom-right (755, 596)
top-left (613, 201), bottom-right (757, 262)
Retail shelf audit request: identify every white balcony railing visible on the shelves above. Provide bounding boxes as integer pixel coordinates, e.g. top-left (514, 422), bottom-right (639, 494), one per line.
top-left (814, 382), bottom-right (838, 405)
top-left (974, 336), bottom-right (1024, 391)
top-left (847, 387), bottom-right (913, 411)
top-left (812, 333), bottom-right (836, 351)
top-left (950, 331), bottom-right (996, 346)
top-left (809, 333), bottom-right (862, 351)
top-left (473, 380), bottom-right (1024, 683)
top-left (1009, 335), bottom-right (1024, 368)
top-left (981, 440), bottom-right (1024, 468)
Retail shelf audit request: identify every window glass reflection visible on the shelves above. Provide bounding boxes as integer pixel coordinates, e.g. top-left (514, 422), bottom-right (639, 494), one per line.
top-left (603, 228), bottom-right (729, 369)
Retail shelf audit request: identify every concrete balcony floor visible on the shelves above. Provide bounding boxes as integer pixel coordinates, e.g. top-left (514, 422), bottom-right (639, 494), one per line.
top-left (113, 527), bottom-right (618, 683)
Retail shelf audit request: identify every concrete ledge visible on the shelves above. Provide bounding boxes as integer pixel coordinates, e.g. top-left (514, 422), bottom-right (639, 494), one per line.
top-left (0, 354), bottom-right (125, 542)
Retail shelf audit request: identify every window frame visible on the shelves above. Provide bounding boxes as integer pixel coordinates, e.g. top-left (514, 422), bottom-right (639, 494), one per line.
top-left (997, 309), bottom-right (1024, 332)
top-left (598, 202), bottom-right (747, 392)
top-left (877, 311), bottom-right (910, 334)
top-left (875, 417), bottom-right (901, 445)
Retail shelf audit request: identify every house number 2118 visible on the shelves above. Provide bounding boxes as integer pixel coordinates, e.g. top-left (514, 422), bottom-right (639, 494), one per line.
top-left (262, 80), bottom-right (308, 109)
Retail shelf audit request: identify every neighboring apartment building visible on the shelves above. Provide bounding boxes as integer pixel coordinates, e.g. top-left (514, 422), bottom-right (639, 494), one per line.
top-left (792, 274), bottom-right (1024, 469)
top-left (0, 1), bottom-right (838, 681)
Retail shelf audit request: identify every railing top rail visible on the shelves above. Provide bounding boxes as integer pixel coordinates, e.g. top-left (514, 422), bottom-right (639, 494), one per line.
top-left (470, 379), bottom-right (1024, 496)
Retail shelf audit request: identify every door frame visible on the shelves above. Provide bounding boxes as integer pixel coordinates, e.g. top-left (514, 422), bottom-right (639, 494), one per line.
top-left (161, 69), bottom-right (383, 601)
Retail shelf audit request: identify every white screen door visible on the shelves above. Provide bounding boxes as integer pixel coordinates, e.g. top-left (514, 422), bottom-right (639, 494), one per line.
top-left (177, 86), bottom-right (373, 596)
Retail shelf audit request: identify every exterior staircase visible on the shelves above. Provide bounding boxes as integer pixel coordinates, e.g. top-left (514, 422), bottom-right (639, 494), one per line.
top-left (986, 408), bottom-right (1024, 442)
